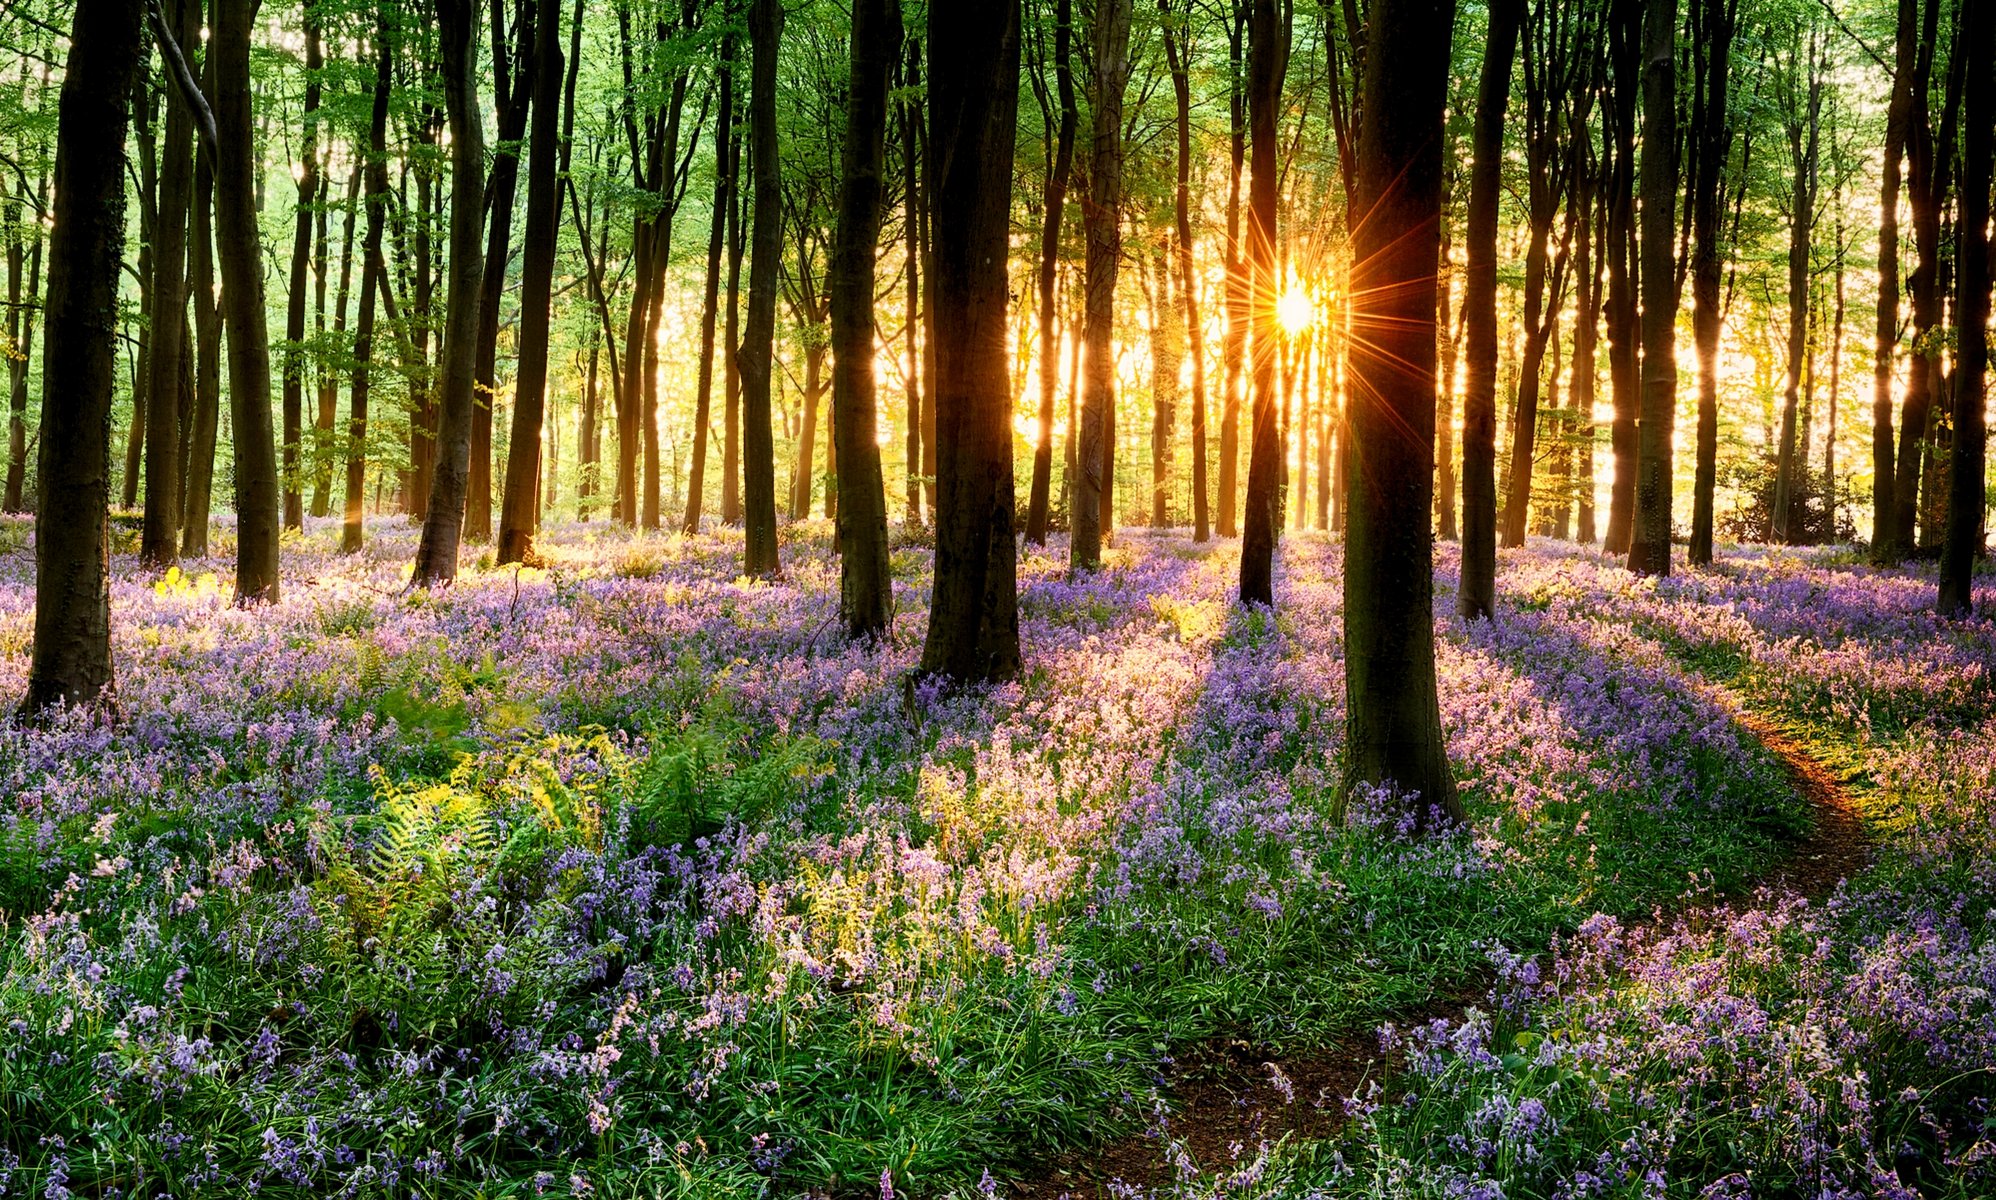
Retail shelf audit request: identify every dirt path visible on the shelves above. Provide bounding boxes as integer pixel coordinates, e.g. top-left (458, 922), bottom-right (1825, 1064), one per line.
top-left (1012, 694), bottom-right (1871, 1200)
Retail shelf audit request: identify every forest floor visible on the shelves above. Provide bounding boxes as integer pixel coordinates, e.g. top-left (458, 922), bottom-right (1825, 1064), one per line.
top-left (0, 516), bottom-right (1990, 1199)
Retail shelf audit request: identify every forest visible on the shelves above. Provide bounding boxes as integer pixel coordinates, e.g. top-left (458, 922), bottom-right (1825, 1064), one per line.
top-left (0, 0), bottom-right (1991, 1193)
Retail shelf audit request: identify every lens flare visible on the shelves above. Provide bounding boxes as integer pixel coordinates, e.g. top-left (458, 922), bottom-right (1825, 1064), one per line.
top-left (1276, 287), bottom-right (1314, 335)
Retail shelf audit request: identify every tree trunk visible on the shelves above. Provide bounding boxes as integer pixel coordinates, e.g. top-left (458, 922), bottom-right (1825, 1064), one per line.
top-left (1573, 166), bottom-right (1600, 546)
top-left (1148, 245), bottom-right (1179, 528)
top-left (280, 7), bottom-right (325, 533)
top-left (182, 144), bottom-right (219, 557)
top-left (1457, 0), bottom-right (1520, 618)
top-left (1344, 0), bottom-right (1462, 828)
top-left (1938, 0), bottom-right (1990, 614)
top-left (123, 84), bottom-right (155, 514)
top-left (1625, 0), bottom-right (1679, 576)
top-left (683, 27), bottom-right (734, 535)
top-left (20, 0), bottom-right (146, 719)
top-left (411, 0), bottom-right (487, 587)
top-left (3, 174), bottom-right (43, 513)
top-left (1686, 0), bottom-right (1734, 565)
top-left (1871, 0), bottom-right (1915, 560)
top-left (1889, 0), bottom-right (1954, 558)
top-left (1070, 0), bottom-right (1132, 572)
top-left (1601, 0), bottom-right (1641, 555)
top-left (140, 0), bottom-right (200, 568)
top-left (827, 0), bottom-right (898, 634)
top-left (1436, 219), bottom-right (1457, 541)
top-left (723, 137), bottom-right (744, 525)
top-left (1165, 1), bottom-right (1209, 543)
top-left (471, 0), bottom-right (535, 545)
top-left (1236, 0), bottom-right (1287, 605)
top-left (1218, 1), bottom-right (1246, 539)
top-left (1025, 0), bottom-right (1077, 545)
top-left (1772, 28), bottom-right (1819, 547)
top-left (343, 27), bottom-right (393, 554)
top-left (315, 165), bottom-right (361, 519)
top-left (740, 0), bottom-right (783, 575)
top-left (901, 41), bottom-right (924, 527)
top-left (498, 0), bottom-right (564, 564)
top-left (919, 0), bottom-right (1022, 682)
top-left (214, 0), bottom-right (281, 603)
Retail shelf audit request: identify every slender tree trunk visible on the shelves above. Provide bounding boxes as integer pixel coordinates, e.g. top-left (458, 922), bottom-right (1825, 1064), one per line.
top-left (3, 176), bottom-right (42, 513)
top-left (123, 84), bottom-right (155, 514)
top-left (1436, 220), bottom-right (1458, 540)
top-left (1149, 245), bottom-right (1179, 527)
top-left (1602, 0), bottom-right (1641, 555)
top-left (213, 0), bottom-right (280, 603)
top-left (1938, 0), bottom-right (1991, 614)
top-left (182, 145), bottom-right (219, 556)
top-left (919, 0), bottom-right (1022, 682)
top-left (1625, 0), bottom-right (1679, 577)
top-left (1686, 0), bottom-right (1732, 565)
top-left (1457, 0), bottom-right (1520, 617)
top-left (1871, 0), bottom-right (1915, 559)
top-left (1344, 0), bottom-right (1462, 828)
top-left (498, 0), bottom-right (565, 564)
top-left (20, 0), bottom-right (146, 718)
top-left (1773, 33), bottom-right (1820, 546)
top-left (1890, 0), bottom-right (1952, 558)
top-left (740, 0), bottom-right (784, 575)
top-left (828, 0), bottom-right (899, 635)
top-left (1025, 0), bottom-right (1077, 545)
top-left (901, 42), bottom-right (924, 527)
top-left (723, 123), bottom-right (745, 525)
top-left (1573, 170), bottom-right (1601, 546)
top-left (1237, 0), bottom-right (1287, 605)
top-left (1070, 0), bottom-right (1132, 572)
top-left (1162, 1), bottom-right (1208, 542)
top-left (411, 0), bottom-right (487, 587)
top-left (684, 24), bottom-right (735, 535)
top-left (1217, 3), bottom-right (1246, 539)
top-left (343, 31), bottom-right (393, 554)
top-left (140, 0), bottom-right (199, 568)
top-left (279, 9), bottom-right (324, 532)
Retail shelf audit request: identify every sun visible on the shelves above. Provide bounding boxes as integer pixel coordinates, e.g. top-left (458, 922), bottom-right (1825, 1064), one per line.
top-left (1276, 287), bottom-right (1314, 336)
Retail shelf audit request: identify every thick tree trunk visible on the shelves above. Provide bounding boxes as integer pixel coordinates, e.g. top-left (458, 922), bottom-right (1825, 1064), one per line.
top-left (829, 0), bottom-right (899, 636)
top-left (411, 0), bottom-right (487, 586)
top-left (214, 0), bottom-right (281, 603)
top-left (140, 0), bottom-right (200, 568)
top-left (498, 0), bottom-right (565, 564)
top-left (1457, 0), bottom-right (1520, 618)
top-left (1889, 0), bottom-right (1953, 558)
top-left (1024, 0), bottom-right (1076, 545)
top-left (1236, 0), bottom-right (1287, 605)
top-left (683, 29), bottom-right (734, 535)
top-left (1686, 0), bottom-right (1733, 566)
top-left (918, 0), bottom-right (1022, 682)
top-left (1938, 0), bottom-right (1990, 614)
top-left (1344, 0), bottom-right (1462, 828)
top-left (740, 0), bottom-right (783, 576)
top-left (471, 0), bottom-right (535, 545)
top-left (21, 0), bottom-right (146, 719)
top-left (1070, 0), bottom-right (1131, 572)
top-left (1625, 0), bottom-right (1679, 577)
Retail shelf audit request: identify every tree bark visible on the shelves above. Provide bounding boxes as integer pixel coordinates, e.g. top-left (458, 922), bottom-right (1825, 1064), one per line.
top-left (1601, 0), bottom-right (1641, 555)
top-left (1889, 0), bottom-right (1954, 558)
top-left (919, 0), bottom-right (1022, 683)
top-left (471, 0), bottom-right (536, 545)
top-left (182, 141), bottom-right (219, 557)
top-left (740, 0), bottom-right (783, 575)
top-left (3, 174), bottom-right (42, 513)
top-left (1772, 26), bottom-right (1819, 547)
top-left (280, 6), bottom-right (325, 533)
top-left (1343, 0), bottom-right (1462, 828)
top-left (343, 27), bottom-right (393, 555)
top-left (1624, 0), bottom-right (1678, 577)
top-left (140, 0), bottom-right (199, 568)
top-left (1070, 0), bottom-right (1132, 572)
top-left (21, 0), bottom-right (146, 719)
top-left (410, 0), bottom-right (487, 586)
top-left (1025, 0), bottom-right (1077, 545)
top-left (683, 24), bottom-right (735, 535)
top-left (1870, 0), bottom-right (1915, 560)
top-left (1457, 0), bottom-right (1520, 618)
top-left (1686, 0), bottom-right (1734, 565)
top-left (1236, 0), bottom-right (1287, 606)
top-left (213, 0), bottom-right (281, 603)
top-left (1163, 0), bottom-right (1208, 542)
top-left (829, 0), bottom-right (899, 636)
top-left (498, 0), bottom-right (565, 564)
top-left (1938, 0), bottom-right (1990, 614)
top-left (1217, 2), bottom-right (1246, 539)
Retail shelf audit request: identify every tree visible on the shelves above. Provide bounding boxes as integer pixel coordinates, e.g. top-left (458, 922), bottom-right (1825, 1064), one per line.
top-left (1024, 0), bottom-right (1077, 547)
top-left (1870, 0), bottom-right (1915, 562)
top-left (1343, 0), bottom-right (1461, 827)
top-left (498, 0), bottom-right (565, 565)
top-left (410, 0), bottom-right (487, 587)
top-left (1625, 0), bottom-right (1679, 577)
top-left (829, 0), bottom-right (900, 638)
top-left (1236, 0), bottom-right (1286, 606)
top-left (344, 25), bottom-right (393, 555)
top-left (1162, 0), bottom-right (1209, 543)
top-left (1937, 0), bottom-right (1990, 615)
top-left (471, 0), bottom-right (538, 545)
top-left (1070, 0), bottom-right (1132, 573)
top-left (919, 0), bottom-right (1022, 683)
top-left (140, 0), bottom-right (201, 569)
top-left (279, 3), bottom-right (325, 534)
top-left (213, 0), bottom-right (281, 603)
top-left (20, 0), bottom-right (147, 718)
top-left (1456, 0), bottom-right (1521, 620)
top-left (683, 13), bottom-right (736, 535)
top-left (1771, 19), bottom-right (1822, 547)
top-left (1686, 0), bottom-right (1737, 566)
top-left (740, 0), bottom-right (782, 577)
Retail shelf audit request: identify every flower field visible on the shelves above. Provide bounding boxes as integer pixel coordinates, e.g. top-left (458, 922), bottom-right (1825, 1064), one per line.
top-left (0, 516), bottom-right (1989, 1198)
